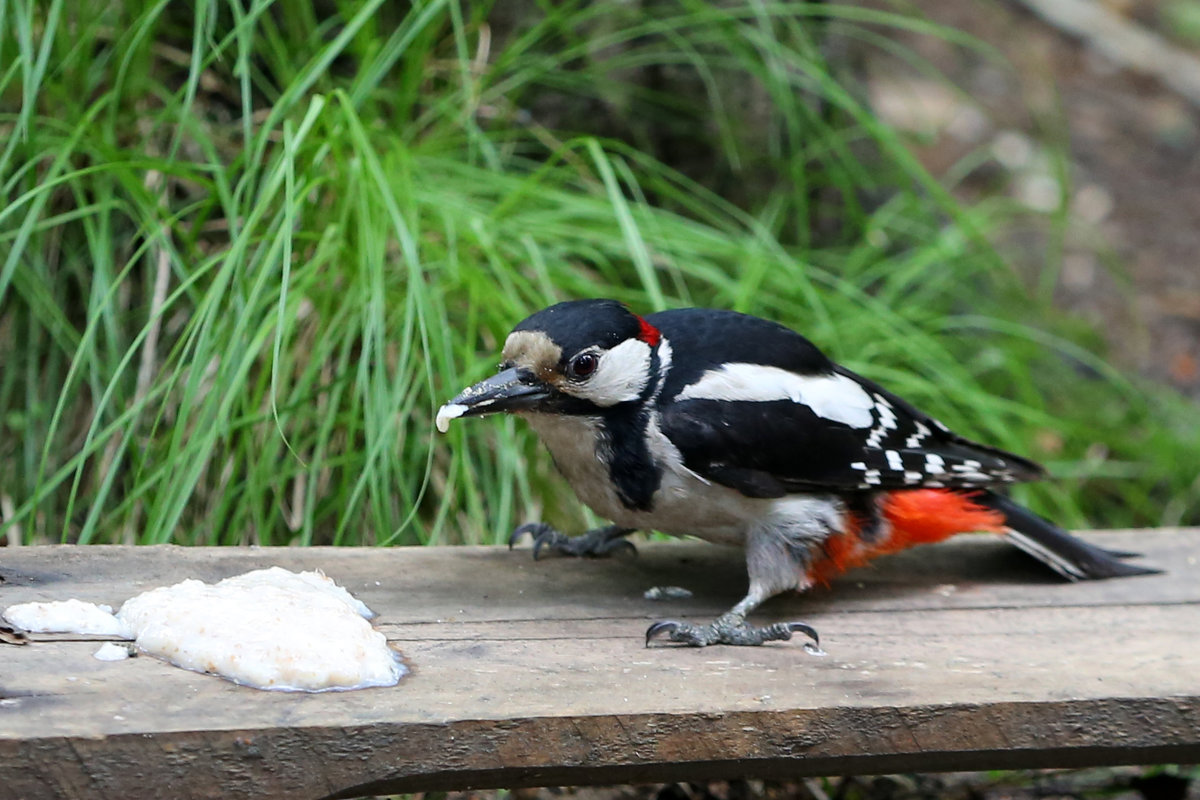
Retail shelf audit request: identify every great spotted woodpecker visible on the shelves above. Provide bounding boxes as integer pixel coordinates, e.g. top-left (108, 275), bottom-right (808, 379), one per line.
top-left (436, 299), bottom-right (1157, 647)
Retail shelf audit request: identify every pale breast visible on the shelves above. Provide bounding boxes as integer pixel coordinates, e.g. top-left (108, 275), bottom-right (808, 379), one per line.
top-left (522, 412), bottom-right (759, 543)
top-left (521, 413), bottom-right (625, 519)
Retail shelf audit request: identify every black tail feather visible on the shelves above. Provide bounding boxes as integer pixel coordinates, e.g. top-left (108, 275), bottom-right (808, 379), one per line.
top-left (1096, 547), bottom-right (1142, 560)
top-left (973, 491), bottom-right (1161, 580)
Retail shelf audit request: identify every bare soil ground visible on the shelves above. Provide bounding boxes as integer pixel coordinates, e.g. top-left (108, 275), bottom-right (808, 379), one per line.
top-left (863, 0), bottom-right (1200, 397)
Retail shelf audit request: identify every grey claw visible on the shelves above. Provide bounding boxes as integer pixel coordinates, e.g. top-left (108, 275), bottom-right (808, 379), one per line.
top-left (531, 534), bottom-right (558, 561)
top-left (508, 522), bottom-right (551, 550)
top-left (787, 622), bottom-right (819, 646)
top-left (608, 538), bottom-right (639, 559)
top-left (645, 620), bottom-right (681, 646)
top-left (508, 528), bottom-right (528, 550)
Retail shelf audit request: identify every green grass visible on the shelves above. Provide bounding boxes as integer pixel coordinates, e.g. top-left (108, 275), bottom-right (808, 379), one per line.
top-left (1, 0), bottom-right (1197, 547)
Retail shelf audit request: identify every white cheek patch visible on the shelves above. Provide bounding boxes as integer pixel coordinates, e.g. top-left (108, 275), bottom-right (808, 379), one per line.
top-left (677, 364), bottom-right (875, 429)
top-left (572, 338), bottom-right (653, 407)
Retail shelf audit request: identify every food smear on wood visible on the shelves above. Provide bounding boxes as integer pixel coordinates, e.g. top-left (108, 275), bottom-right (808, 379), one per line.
top-left (2, 567), bottom-right (406, 692)
top-left (3, 599), bottom-right (125, 636)
top-left (643, 586), bottom-right (694, 600)
top-left (93, 642), bottom-right (132, 661)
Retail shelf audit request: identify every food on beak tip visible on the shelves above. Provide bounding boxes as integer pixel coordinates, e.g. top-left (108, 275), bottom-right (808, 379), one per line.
top-left (435, 403), bottom-right (468, 434)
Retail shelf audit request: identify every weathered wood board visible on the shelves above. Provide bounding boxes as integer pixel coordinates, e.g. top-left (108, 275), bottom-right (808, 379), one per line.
top-left (1, 530), bottom-right (1198, 800)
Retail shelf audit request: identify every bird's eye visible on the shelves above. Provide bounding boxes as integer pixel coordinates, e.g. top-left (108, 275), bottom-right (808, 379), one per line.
top-left (570, 352), bottom-right (598, 378)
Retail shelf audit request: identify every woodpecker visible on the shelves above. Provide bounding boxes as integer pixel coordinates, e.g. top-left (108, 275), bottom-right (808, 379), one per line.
top-left (437, 299), bottom-right (1157, 647)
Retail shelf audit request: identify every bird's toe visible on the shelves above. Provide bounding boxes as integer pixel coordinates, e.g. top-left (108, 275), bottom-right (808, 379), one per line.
top-left (645, 614), bottom-right (820, 648)
top-left (508, 522), bottom-right (555, 550)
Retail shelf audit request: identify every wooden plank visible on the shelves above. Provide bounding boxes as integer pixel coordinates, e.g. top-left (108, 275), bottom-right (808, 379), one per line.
top-left (1, 530), bottom-right (1198, 800)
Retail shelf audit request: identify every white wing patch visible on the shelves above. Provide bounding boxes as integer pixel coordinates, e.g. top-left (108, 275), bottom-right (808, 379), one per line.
top-left (676, 364), bottom-right (875, 428)
top-left (865, 393), bottom-right (898, 448)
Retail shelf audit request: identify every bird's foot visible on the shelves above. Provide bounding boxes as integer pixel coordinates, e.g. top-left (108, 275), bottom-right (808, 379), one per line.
top-left (645, 612), bottom-right (819, 648)
top-left (508, 523), bottom-right (637, 560)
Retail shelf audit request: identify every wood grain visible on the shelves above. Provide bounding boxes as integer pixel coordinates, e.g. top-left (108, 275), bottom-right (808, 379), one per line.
top-left (1, 530), bottom-right (1197, 800)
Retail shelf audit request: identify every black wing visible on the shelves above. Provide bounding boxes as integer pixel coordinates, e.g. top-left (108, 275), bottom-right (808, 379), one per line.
top-left (658, 365), bottom-right (1044, 498)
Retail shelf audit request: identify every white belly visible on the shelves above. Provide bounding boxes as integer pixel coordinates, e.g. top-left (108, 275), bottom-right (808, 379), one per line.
top-left (522, 412), bottom-right (766, 544)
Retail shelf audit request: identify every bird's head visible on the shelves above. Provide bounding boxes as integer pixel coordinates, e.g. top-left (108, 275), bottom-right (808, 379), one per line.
top-left (436, 299), bottom-right (665, 432)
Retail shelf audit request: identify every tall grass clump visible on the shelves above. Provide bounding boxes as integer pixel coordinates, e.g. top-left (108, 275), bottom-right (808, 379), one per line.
top-left (1, 0), bottom-right (1197, 547)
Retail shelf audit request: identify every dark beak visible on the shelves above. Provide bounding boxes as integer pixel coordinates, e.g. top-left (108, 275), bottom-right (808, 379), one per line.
top-left (436, 367), bottom-right (551, 433)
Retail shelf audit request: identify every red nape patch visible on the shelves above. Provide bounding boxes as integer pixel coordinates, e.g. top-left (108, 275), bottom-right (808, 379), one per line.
top-left (806, 490), bottom-right (1008, 587)
top-left (635, 315), bottom-right (661, 347)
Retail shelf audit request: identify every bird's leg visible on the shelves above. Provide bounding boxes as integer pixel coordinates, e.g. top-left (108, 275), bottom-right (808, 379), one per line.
top-left (646, 611), bottom-right (818, 647)
top-left (509, 522), bottom-right (637, 560)
top-left (644, 588), bottom-right (819, 648)
top-left (646, 509), bottom-right (826, 648)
